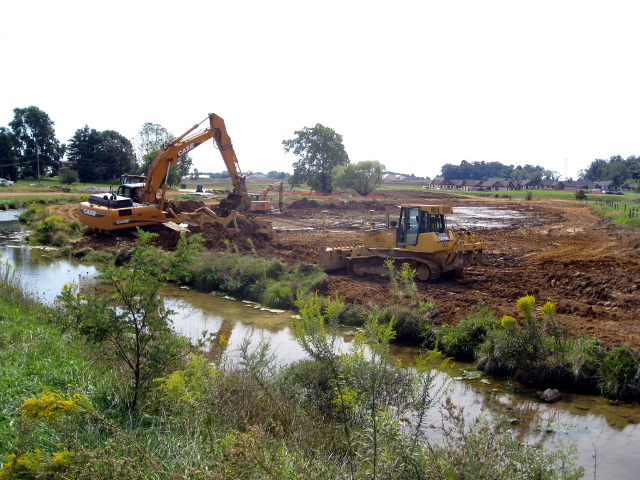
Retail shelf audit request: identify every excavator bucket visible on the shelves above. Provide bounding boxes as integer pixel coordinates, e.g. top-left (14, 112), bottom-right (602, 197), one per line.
top-left (219, 192), bottom-right (250, 212)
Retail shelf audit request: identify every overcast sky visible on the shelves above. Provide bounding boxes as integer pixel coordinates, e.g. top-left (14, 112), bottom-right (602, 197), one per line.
top-left (2, 0), bottom-right (638, 180)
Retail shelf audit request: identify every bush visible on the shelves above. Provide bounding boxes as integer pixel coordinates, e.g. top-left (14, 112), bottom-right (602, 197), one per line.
top-left (30, 215), bottom-right (68, 246)
top-left (261, 281), bottom-right (294, 309)
top-left (436, 311), bottom-right (499, 361)
top-left (188, 253), bottom-right (326, 307)
top-left (19, 204), bottom-right (84, 247)
top-left (374, 301), bottom-right (437, 344)
top-left (597, 344), bottom-right (640, 400)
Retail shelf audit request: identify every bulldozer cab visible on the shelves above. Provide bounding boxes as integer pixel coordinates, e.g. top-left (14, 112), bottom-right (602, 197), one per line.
top-left (398, 206), bottom-right (448, 246)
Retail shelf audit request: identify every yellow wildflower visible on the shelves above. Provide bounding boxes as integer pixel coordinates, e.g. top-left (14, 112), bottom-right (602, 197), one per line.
top-left (51, 449), bottom-right (71, 467)
top-left (516, 295), bottom-right (536, 318)
top-left (501, 315), bottom-right (518, 328)
top-left (541, 301), bottom-right (556, 318)
top-left (20, 390), bottom-right (93, 420)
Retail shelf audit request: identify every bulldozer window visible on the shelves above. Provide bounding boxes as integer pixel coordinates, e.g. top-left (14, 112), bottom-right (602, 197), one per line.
top-left (404, 207), bottom-right (420, 245)
top-left (429, 214), bottom-right (446, 233)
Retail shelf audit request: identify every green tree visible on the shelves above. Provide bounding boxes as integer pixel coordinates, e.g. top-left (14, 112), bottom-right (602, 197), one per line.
top-left (58, 167), bottom-right (79, 185)
top-left (56, 230), bottom-right (205, 411)
top-left (138, 148), bottom-right (192, 187)
top-left (67, 125), bottom-right (104, 182)
top-left (332, 160), bottom-right (386, 196)
top-left (9, 106), bottom-right (65, 180)
top-left (574, 189), bottom-right (587, 202)
top-left (97, 130), bottom-right (137, 181)
top-left (135, 123), bottom-right (191, 186)
top-left (135, 122), bottom-right (173, 162)
top-left (0, 127), bottom-right (19, 181)
top-left (283, 124), bottom-right (349, 194)
top-left (604, 160), bottom-right (629, 185)
top-left (67, 127), bottom-right (137, 182)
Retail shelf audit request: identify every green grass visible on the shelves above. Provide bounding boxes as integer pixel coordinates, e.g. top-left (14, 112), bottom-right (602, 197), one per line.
top-left (0, 196), bottom-right (82, 211)
top-left (592, 203), bottom-right (640, 226)
top-left (0, 265), bottom-right (115, 454)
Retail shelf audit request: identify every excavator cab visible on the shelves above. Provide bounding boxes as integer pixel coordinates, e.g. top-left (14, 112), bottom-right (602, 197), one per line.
top-left (117, 184), bottom-right (144, 203)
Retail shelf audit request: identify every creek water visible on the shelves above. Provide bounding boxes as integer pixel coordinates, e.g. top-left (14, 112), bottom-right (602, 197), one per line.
top-left (1, 209), bottom-right (639, 478)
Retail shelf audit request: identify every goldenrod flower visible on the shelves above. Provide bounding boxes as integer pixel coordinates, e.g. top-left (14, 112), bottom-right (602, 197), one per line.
top-left (501, 315), bottom-right (518, 328)
top-left (20, 390), bottom-right (92, 420)
top-left (541, 301), bottom-right (556, 318)
top-left (516, 295), bottom-right (536, 318)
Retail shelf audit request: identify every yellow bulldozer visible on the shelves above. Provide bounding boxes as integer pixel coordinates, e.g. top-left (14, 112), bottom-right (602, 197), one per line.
top-left (319, 205), bottom-right (484, 282)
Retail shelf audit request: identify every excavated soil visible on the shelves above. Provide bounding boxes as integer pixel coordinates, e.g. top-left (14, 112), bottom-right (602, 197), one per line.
top-left (54, 190), bottom-right (640, 350)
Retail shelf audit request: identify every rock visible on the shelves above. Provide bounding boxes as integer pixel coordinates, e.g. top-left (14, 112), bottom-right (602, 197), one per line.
top-left (540, 388), bottom-right (562, 403)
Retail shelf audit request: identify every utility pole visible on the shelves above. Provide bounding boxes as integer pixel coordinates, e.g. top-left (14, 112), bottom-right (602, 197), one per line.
top-left (36, 140), bottom-right (40, 183)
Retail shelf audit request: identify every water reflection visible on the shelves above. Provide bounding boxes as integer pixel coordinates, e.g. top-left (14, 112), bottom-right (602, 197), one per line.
top-left (0, 211), bottom-right (97, 304)
top-left (163, 284), bottom-right (354, 365)
top-left (449, 205), bottom-right (538, 229)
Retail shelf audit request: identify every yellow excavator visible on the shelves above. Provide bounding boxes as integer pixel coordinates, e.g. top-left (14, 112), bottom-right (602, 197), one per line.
top-left (78, 113), bottom-right (273, 238)
top-left (319, 205), bottom-right (484, 282)
top-left (249, 182), bottom-right (284, 212)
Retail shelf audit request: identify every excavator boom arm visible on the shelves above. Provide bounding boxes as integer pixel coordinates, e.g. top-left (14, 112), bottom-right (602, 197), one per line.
top-left (141, 113), bottom-right (249, 209)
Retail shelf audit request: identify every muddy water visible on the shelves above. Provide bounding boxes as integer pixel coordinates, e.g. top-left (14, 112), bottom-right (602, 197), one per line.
top-left (1, 209), bottom-right (639, 478)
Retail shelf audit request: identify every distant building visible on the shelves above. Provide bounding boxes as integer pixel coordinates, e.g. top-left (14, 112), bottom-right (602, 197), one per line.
top-left (481, 178), bottom-right (516, 191)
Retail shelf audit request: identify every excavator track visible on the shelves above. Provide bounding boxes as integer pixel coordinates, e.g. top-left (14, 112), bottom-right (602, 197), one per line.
top-left (347, 256), bottom-right (441, 283)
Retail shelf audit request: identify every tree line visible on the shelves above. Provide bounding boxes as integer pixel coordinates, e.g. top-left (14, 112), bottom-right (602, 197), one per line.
top-left (579, 155), bottom-right (640, 184)
top-left (0, 106), bottom-right (191, 185)
top-left (440, 156), bottom-right (639, 183)
top-left (440, 160), bottom-right (557, 181)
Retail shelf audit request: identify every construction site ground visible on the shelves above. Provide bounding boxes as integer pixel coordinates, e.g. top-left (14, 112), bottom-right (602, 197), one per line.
top-left (54, 189), bottom-right (640, 351)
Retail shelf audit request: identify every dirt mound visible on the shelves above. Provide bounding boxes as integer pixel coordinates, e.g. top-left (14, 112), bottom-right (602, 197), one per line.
top-left (50, 203), bottom-right (81, 222)
top-left (148, 222), bottom-right (272, 254)
top-left (166, 200), bottom-right (207, 214)
top-left (289, 198), bottom-right (321, 209)
top-left (192, 223), bottom-right (264, 252)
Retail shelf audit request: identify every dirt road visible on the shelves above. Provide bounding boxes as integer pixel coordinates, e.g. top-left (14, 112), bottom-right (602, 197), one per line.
top-left (56, 190), bottom-right (640, 350)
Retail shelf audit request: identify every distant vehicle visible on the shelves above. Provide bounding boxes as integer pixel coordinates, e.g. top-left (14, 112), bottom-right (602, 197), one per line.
top-left (602, 191), bottom-right (613, 195)
top-left (0, 178), bottom-right (14, 186)
top-left (614, 191), bottom-right (624, 195)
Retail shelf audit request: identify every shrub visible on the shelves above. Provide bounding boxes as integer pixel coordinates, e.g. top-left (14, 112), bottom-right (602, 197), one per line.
top-left (437, 311), bottom-right (500, 361)
top-left (188, 253), bottom-right (326, 306)
top-left (83, 250), bottom-right (114, 263)
top-left (261, 281), bottom-right (294, 309)
top-left (30, 215), bottom-right (68, 246)
top-left (19, 204), bottom-right (85, 247)
top-left (597, 344), bottom-right (640, 400)
top-left (374, 301), bottom-right (437, 344)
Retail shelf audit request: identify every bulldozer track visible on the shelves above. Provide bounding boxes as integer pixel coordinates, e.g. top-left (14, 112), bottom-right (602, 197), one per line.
top-left (347, 256), bottom-right (441, 283)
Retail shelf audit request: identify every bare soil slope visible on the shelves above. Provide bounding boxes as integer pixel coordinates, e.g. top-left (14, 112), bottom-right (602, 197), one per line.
top-left (54, 191), bottom-right (640, 350)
